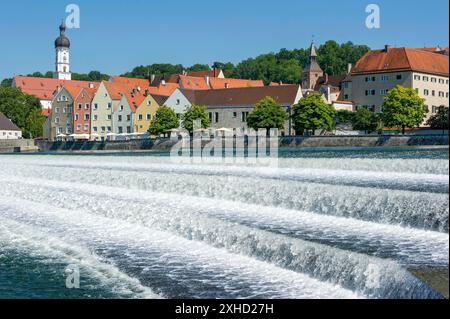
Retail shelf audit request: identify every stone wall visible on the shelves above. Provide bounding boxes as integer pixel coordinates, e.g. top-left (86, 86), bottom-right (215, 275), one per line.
top-left (34, 135), bottom-right (449, 153)
top-left (0, 139), bottom-right (38, 153)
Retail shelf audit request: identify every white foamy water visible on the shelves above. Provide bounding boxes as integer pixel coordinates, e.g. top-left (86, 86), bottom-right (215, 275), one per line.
top-left (0, 153), bottom-right (447, 299)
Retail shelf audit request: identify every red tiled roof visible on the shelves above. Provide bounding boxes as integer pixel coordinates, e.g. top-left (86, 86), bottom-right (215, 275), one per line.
top-left (13, 76), bottom-right (99, 101)
top-left (103, 81), bottom-right (129, 100)
top-left (187, 69), bottom-right (223, 78)
top-left (179, 75), bottom-right (210, 90)
top-left (110, 76), bottom-right (150, 88)
top-left (148, 82), bottom-right (178, 97)
top-left (352, 47), bottom-right (449, 76)
top-left (209, 77), bottom-right (264, 89)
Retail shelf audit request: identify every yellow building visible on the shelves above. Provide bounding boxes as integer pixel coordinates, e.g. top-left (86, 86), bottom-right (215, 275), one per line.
top-left (134, 94), bottom-right (161, 133)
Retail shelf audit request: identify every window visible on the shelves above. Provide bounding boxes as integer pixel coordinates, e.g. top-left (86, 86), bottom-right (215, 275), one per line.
top-left (120, 105), bottom-right (124, 111)
top-left (447, 92), bottom-right (449, 98)
top-left (439, 79), bottom-right (445, 84)
top-left (381, 75), bottom-right (390, 82)
top-left (107, 114), bottom-right (112, 120)
top-left (94, 115), bottom-right (98, 121)
top-left (414, 75), bottom-right (421, 80)
top-left (343, 82), bottom-right (349, 88)
top-left (94, 103), bottom-right (98, 110)
top-left (55, 117), bottom-right (60, 124)
top-left (84, 124), bottom-right (89, 131)
top-left (147, 100), bottom-right (152, 106)
top-left (232, 112), bottom-right (237, 118)
top-left (55, 107), bottom-right (60, 113)
top-left (77, 124), bottom-right (81, 131)
top-left (138, 114), bottom-right (143, 121)
top-left (176, 99), bottom-right (180, 105)
top-left (127, 126), bottom-right (131, 133)
top-left (380, 89), bottom-right (389, 96)
top-left (146, 114), bottom-right (151, 120)
top-left (85, 114), bottom-right (90, 121)
top-left (78, 104), bottom-right (82, 110)
top-left (365, 76), bottom-right (376, 82)
top-left (93, 127), bottom-right (98, 132)
top-left (439, 91), bottom-right (445, 98)
top-left (118, 127), bottom-right (123, 134)
top-left (107, 103), bottom-right (112, 109)
top-left (365, 90), bottom-right (376, 96)
top-left (431, 77), bottom-right (437, 83)
top-left (396, 74), bottom-right (402, 80)
top-left (432, 90), bottom-right (436, 97)
top-left (424, 89), bottom-right (429, 96)
top-left (66, 127), bottom-right (72, 134)
top-left (215, 112), bottom-right (219, 123)
top-left (85, 104), bottom-right (89, 110)
top-left (118, 115), bottom-right (123, 122)
top-left (423, 76), bottom-right (429, 82)
top-left (209, 113), bottom-right (212, 122)
top-left (107, 126), bottom-right (112, 132)
top-left (101, 126), bottom-right (106, 133)
top-left (127, 115), bottom-right (131, 121)
top-left (75, 114), bottom-right (79, 121)
top-left (432, 106), bottom-right (439, 114)
top-left (344, 94), bottom-right (349, 100)
top-left (58, 127), bottom-right (63, 134)
top-left (241, 112), bottom-right (249, 122)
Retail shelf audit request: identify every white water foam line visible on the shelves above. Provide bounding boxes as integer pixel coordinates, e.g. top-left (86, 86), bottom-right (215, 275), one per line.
top-left (2, 158), bottom-right (447, 193)
top-left (1, 176), bottom-right (447, 266)
top-left (0, 179), bottom-right (445, 299)
top-left (0, 199), bottom-right (362, 299)
top-left (0, 218), bottom-right (162, 299)
top-left (1, 164), bottom-right (448, 231)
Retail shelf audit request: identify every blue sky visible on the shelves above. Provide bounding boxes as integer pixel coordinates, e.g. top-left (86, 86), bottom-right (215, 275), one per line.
top-left (0, 0), bottom-right (448, 80)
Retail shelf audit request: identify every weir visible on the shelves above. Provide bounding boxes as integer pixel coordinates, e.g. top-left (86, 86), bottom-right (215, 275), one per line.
top-left (0, 149), bottom-right (448, 299)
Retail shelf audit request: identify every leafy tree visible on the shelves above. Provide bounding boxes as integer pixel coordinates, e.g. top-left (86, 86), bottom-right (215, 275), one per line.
top-left (335, 110), bottom-right (355, 125)
top-left (1, 78), bottom-right (13, 87)
top-left (352, 108), bottom-right (380, 134)
top-left (212, 62), bottom-right (235, 78)
top-left (382, 85), bottom-right (428, 134)
top-left (247, 96), bottom-right (287, 134)
top-left (182, 104), bottom-right (210, 133)
top-left (186, 64), bottom-right (210, 73)
top-left (0, 87), bottom-right (43, 138)
top-left (292, 93), bottom-right (336, 135)
top-left (148, 106), bottom-right (179, 136)
top-left (427, 106), bottom-right (449, 130)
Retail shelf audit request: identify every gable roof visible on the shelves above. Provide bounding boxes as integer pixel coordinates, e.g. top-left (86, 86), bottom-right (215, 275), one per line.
top-left (122, 89), bottom-right (146, 112)
top-left (187, 69), bottom-right (223, 78)
top-left (148, 82), bottom-right (179, 97)
top-left (181, 85), bottom-right (301, 107)
top-left (0, 112), bottom-right (21, 131)
top-left (179, 75), bottom-right (210, 90)
top-left (352, 47), bottom-right (449, 76)
top-left (209, 77), bottom-right (265, 89)
top-left (103, 81), bottom-right (128, 100)
top-left (110, 76), bottom-right (150, 88)
top-left (13, 76), bottom-right (98, 101)
top-left (151, 94), bottom-right (169, 106)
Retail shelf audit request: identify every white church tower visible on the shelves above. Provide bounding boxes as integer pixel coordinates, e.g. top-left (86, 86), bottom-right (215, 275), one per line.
top-left (54, 21), bottom-right (71, 80)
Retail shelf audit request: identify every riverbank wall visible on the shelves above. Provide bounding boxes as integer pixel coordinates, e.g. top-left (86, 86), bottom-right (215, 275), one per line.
top-left (0, 139), bottom-right (38, 153)
top-left (33, 134), bottom-right (449, 153)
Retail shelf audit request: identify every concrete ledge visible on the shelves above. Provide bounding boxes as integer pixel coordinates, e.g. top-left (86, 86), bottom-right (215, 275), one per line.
top-left (0, 139), bottom-right (38, 153)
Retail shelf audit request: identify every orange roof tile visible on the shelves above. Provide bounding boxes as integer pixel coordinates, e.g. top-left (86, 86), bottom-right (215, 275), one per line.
top-left (103, 81), bottom-right (129, 100)
top-left (209, 77), bottom-right (264, 89)
top-left (148, 82), bottom-right (179, 97)
top-left (179, 75), bottom-right (210, 90)
top-left (352, 47), bottom-right (449, 76)
top-left (188, 69), bottom-right (223, 78)
top-left (13, 76), bottom-right (99, 101)
top-left (110, 76), bottom-right (150, 88)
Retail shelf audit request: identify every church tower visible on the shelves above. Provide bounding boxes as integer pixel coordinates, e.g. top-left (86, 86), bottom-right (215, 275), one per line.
top-left (54, 21), bottom-right (71, 80)
top-left (301, 42), bottom-right (323, 90)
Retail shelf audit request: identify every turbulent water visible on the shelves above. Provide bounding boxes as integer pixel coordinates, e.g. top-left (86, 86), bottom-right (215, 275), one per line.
top-left (0, 147), bottom-right (448, 299)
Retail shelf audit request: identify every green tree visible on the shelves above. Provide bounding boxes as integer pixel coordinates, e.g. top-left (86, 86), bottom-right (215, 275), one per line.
top-left (26, 108), bottom-right (46, 138)
top-left (212, 62), bottom-right (235, 78)
top-left (352, 108), bottom-right (379, 134)
top-left (382, 85), bottom-right (428, 134)
top-left (0, 87), bottom-right (43, 138)
top-left (1, 78), bottom-right (13, 87)
top-left (335, 110), bottom-right (355, 125)
top-left (182, 104), bottom-right (210, 133)
top-left (247, 96), bottom-right (287, 134)
top-left (186, 64), bottom-right (210, 73)
top-left (427, 106), bottom-right (449, 130)
top-left (148, 106), bottom-right (179, 136)
top-left (292, 93), bottom-right (336, 135)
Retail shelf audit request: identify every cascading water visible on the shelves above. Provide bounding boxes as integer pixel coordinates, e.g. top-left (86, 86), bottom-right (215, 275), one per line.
top-left (0, 148), bottom-right (448, 299)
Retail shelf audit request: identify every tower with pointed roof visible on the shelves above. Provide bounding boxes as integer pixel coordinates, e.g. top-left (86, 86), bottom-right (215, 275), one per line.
top-left (301, 42), bottom-right (323, 90)
top-left (54, 21), bottom-right (71, 80)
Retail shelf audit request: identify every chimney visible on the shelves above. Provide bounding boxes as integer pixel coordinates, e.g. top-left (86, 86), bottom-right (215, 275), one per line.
top-left (205, 76), bottom-right (210, 87)
top-left (150, 74), bottom-right (155, 85)
top-left (137, 86), bottom-right (141, 92)
top-left (279, 81), bottom-right (283, 85)
top-left (325, 73), bottom-right (329, 83)
top-left (144, 89), bottom-right (149, 96)
top-left (224, 82), bottom-right (229, 89)
top-left (327, 86), bottom-right (332, 104)
top-left (384, 45), bottom-right (391, 52)
top-left (89, 82), bottom-right (94, 89)
top-left (161, 79), bottom-right (166, 86)
top-left (347, 63), bottom-right (352, 74)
